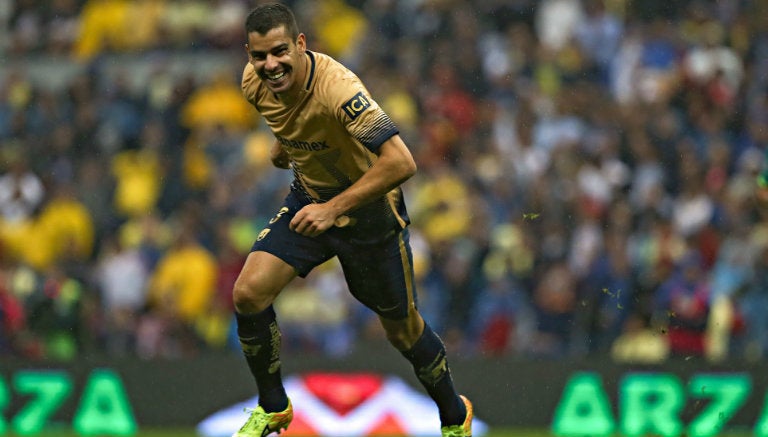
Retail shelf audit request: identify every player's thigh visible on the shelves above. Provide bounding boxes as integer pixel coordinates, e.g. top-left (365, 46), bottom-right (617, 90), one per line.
top-left (235, 197), bottom-right (334, 312)
top-left (233, 250), bottom-right (297, 312)
top-left (337, 228), bottom-right (417, 320)
top-left (251, 194), bottom-right (335, 278)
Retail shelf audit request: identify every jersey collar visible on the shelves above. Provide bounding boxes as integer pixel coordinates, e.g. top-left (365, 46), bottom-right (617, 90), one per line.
top-left (303, 50), bottom-right (317, 92)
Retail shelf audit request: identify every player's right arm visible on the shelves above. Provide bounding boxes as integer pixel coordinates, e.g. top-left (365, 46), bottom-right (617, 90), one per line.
top-left (270, 140), bottom-right (290, 169)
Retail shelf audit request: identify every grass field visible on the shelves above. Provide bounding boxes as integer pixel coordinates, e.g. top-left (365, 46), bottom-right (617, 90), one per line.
top-left (138, 428), bottom-right (546, 436)
top-left (159, 431), bottom-right (551, 437)
top-left (4, 431), bottom-right (757, 437)
top-left (2, 431), bottom-right (551, 437)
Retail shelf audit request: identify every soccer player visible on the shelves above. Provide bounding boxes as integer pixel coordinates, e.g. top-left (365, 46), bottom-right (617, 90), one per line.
top-left (233, 3), bottom-right (472, 437)
top-left (231, 3), bottom-right (473, 437)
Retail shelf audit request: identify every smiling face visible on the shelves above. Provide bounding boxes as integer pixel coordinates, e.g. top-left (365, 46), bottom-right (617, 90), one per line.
top-left (246, 25), bottom-right (307, 97)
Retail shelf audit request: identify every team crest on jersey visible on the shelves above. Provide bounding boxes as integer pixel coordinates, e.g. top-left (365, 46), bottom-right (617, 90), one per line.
top-left (256, 228), bottom-right (271, 241)
top-left (342, 92), bottom-right (370, 120)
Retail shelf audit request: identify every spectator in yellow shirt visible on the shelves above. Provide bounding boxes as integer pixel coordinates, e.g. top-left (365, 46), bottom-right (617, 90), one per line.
top-left (3, 182), bottom-right (94, 272)
top-left (74, 0), bottom-right (167, 59)
top-left (111, 120), bottom-right (166, 218)
top-left (147, 225), bottom-right (217, 326)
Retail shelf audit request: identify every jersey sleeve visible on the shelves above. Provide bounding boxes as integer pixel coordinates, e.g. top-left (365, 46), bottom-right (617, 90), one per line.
top-left (324, 70), bottom-right (399, 152)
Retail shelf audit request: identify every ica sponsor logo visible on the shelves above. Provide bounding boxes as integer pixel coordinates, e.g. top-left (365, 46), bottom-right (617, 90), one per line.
top-left (342, 92), bottom-right (370, 120)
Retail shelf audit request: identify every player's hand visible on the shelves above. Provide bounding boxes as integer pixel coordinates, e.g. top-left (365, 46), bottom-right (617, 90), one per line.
top-left (289, 204), bottom-right (338, 237)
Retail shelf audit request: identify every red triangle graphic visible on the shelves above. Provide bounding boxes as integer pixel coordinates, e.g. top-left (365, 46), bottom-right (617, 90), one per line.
top-left (302, 373), bottom-right (384, 416)
top-left (367, 412), bottom-right (406, 436)
top-left (281, 412), bottom-right (318, 436)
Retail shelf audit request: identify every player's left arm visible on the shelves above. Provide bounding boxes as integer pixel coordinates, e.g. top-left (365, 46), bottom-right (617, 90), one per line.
top-left (289, 134), bottom-right (416, 236)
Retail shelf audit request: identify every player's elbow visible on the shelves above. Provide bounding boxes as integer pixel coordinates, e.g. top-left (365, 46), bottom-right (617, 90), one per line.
top-left (392, 160), bottom-right (416, 186)
top-left (381, 136), bottom-right (416, 181)
top-left (401, 158), bottom-right (417, 181)
top-left (397, 152), bottom-right (417, 179)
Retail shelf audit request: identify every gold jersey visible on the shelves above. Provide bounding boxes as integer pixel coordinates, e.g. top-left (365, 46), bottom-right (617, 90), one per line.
top-left (242, 50), bottom-right (409, 231)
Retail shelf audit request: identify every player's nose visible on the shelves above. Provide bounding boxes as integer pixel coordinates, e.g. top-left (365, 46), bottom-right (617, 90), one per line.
top-left (265, 53), bottom-right (280, 70)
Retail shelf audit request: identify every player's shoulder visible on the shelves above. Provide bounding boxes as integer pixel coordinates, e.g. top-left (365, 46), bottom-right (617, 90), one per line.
top-left (311, 51), bottom-right (353, 75)
top-left (312, 52), bottom-right (361, 87)
top-left (309, 51), bottom-right (365, 103)
top-left (241, 63), bottom-right (263, 102)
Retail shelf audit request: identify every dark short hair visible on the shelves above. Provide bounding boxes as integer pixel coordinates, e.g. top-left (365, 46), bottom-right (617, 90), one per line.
top-left (245, 3), bottom-right (300, 40)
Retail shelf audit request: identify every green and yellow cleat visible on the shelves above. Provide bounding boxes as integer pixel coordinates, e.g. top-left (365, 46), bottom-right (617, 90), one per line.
top-left (441, 395), bottom-right (473, 437)
top-left (232, 399), bottom-right (293, 437)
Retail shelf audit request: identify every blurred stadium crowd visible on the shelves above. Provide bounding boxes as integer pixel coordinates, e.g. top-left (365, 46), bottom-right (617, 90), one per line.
top-left (1, 0), bottom-right (768, 364)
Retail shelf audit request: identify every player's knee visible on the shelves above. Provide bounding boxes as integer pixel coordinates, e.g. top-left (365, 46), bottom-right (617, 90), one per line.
top-left (232, 278), bottom-right (273, 313)
top-left (383, 320), bottom-right (423, 350)
top-left (385, 329), bottom-right (413, 350)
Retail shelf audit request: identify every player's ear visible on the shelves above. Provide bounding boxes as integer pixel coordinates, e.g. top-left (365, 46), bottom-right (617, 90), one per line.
top-left (296, 33), bottom-right (306, 53)
top-left (244, 43), bottom-right (251, 60)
